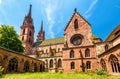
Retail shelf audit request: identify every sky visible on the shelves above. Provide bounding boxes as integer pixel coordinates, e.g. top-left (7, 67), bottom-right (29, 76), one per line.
top-left (0, 0), bottom-right (120, 41)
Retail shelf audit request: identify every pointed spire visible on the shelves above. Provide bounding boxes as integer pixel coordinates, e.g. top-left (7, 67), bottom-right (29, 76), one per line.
top-left (40, 21), bottom-right (43, 32)
top-left (28, 4), bottom-right (32, 16)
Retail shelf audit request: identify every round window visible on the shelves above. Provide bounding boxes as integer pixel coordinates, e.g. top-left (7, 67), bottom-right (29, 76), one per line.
top-left (71, 34), bottom-right (82, 46)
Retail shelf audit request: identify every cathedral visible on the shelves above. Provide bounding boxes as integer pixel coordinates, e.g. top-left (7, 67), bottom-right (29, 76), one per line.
top-left (20, 4), bottom-right (120, 74)
top-left (0, 4), bottom-right (120, 74)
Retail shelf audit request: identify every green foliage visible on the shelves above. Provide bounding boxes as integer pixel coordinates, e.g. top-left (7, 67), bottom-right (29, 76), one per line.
top-left (58, 70), bottom-right (63, 74)
top-left (86, 70), bottom-right (94, 76)
top-left (96, 69), bottom-right (107, 75)
top-left (0, 66), bottom-right (4, 77)
top-left (0, 72), bottom-right (119, 79)
top-left (0, 25), bottom-right (24, 53)
top-left (92, 34), bottom-right (97, 39)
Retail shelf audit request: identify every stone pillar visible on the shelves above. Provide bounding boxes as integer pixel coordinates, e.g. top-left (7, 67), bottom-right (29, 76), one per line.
top-left (54, 58), bottom-right (57, 72)
top-left (45, 60), bottom-right (48, 72)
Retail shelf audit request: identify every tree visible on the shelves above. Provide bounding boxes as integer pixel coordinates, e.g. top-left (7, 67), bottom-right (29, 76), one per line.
top-left (0, 25), bottom-right (24, 53)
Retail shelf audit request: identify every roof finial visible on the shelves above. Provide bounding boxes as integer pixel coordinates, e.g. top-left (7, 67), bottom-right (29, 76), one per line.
top-left (28, 4), bottom-right (32, 16)
top-left (74, 8), bottom-right (77, 12)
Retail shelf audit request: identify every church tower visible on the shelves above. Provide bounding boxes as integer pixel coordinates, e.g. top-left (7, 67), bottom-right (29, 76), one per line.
top-left (20, 4), bottom-right (34, 54)
top-left (36, 21), bottom-right (45, 42)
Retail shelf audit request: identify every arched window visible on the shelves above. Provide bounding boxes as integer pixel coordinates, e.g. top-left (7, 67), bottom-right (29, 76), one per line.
top-left (58, 59), bottom-right (62, 68)
top-left (58, 48), bottom-right (60, 52)
top-left (34, 63), bottom-right (37, 72)
top-left (23, 29), bottom-right (25, 34)
top-left (24, 61), bottom-right (30, 72)
top-left (50, 59), bottom-right (53, 68)
top-left (100, 59), bottom-right (107, 71)
top-left (29, 31), bottom-right (32, 36)
top-left (8, 58), bottom-right (18, 72)
top-left (46, 49), bottom-right (48, 53)
top-left (29, 38), bottom-right (31, 43)
top-left (70, 50), bottom-right (74, 58)
top-left (109, 55), bottom-right (120, 72)
top-left (86, 61), bottom-right (91, 69)
top-left (74, 19), bottom-right (78, 29)
top-left (71, 62), bottom-right (75, 69)
top-left (22, 36), bottom-right (24, 41)
top-left (105, 44), bottom-right (108, 51)
top-left (85, 48), bottom-right (90, 57)
top-left (40, 64), bottom-right (43, 72)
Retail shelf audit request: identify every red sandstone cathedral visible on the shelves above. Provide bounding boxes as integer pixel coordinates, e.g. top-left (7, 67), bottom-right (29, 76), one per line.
top-left (0, 4), bottom-right (120, 74)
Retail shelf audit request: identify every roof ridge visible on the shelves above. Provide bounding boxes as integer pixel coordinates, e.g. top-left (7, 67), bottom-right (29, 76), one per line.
top-left (105, 24), bottom-right (120, 42)
top-left (0, 46), bottom-right (42, 61)
top-left (44, 37), bottom-right (64, 41)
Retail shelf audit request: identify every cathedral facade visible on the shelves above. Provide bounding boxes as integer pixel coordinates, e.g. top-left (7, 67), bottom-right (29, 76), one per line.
top-left (19, 5), bottom-right (120, 74)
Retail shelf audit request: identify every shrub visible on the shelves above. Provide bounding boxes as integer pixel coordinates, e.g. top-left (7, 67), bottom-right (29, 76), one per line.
top-left (96, 69), bottom-right (107, 75)
top-left (58, 68), bottom-right (64, 74)
top-left (86, 70), bottom-right (94, 76)
top-left (59, 70), bottom-right (63, 74)
top-left (0, 66), bottom-right (4, 77)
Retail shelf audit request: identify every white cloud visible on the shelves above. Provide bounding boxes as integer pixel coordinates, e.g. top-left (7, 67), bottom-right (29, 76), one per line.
top-left (84, 0), bottom-right (98, 18)
top-left (42, 0), bottom-right (59, 38)
top-left (0, 0), bottom-right (2, 5)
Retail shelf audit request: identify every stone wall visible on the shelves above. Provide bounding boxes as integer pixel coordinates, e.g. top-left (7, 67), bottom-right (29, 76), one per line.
top-left (0, 47), bottom-right (44, 73)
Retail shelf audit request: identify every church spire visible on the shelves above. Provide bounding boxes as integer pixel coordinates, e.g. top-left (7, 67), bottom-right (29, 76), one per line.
top-left (40, 21), bottom-right (43, 32)
top-left (36, 21), bottom-right (45, 42)
top-left (20, 4), bottom-right (34, 55)
top-left (28, 4), bottom-right (32, 16)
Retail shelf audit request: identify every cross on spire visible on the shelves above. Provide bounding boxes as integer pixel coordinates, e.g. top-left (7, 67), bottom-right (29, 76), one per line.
top-left (74, 8), bottom-right (77, 13)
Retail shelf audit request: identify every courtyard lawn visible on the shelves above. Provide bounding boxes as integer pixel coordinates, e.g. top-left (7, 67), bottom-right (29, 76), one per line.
top-left (0, 72), bottom-right (120, 79)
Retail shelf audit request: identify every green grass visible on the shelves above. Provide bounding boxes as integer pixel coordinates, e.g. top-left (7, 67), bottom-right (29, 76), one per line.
top-left (0, 72), bottom-right (120, 79)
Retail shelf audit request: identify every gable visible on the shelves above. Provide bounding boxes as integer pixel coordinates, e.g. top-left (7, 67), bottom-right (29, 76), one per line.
top-left (64, 9), bottom-right (93, 47)
top-left (64, 9), bottom-right (91, 33)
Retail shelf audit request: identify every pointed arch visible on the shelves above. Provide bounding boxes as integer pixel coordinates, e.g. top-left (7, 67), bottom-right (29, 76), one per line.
top-left (100, 59), bottom-right (107, 71)
top-left (85, 48), bottom-right (90, 57)
top-left (8, 58), bottom-right (18, 73)
top-left (71, 62), bottom-right (75, 69)
top-left (70, 50), bottom-right (74, 58)
top-left (86, 61), bottom-right (91, 69)
top-left (24, 61), bottom-right (30, 72)
top-left (105, 44), bottom-right (109, 51)
top-left (29, 31), bottom-right (32, 36)
top-left (49, 59), bottom-right (53, 68)
top-left (23, 29), bottom-right (25, 35)
top-left (40, 64), bottom-right (43, 72)
top-left (109, 54), bottom-right (120, 72)
top-left (58, 59), bottom-right (62, 68)
top-left (34, 63), bottom-right (37, 72)
top-left (74, 19), bottom-right (78, 29)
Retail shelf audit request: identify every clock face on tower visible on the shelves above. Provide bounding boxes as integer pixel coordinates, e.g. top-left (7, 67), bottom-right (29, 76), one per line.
top-left (70, 34), bottom-right (82, 46)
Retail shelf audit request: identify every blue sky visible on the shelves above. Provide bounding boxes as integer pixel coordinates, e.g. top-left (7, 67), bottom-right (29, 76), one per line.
top-left (0, 0), bottom-right (120, 41)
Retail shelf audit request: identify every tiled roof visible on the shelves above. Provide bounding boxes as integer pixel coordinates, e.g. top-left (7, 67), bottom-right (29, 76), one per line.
top-left (0, 46), bottom-right (42, 61)
top-left (34, 37), bottom-right (64, 47)
top-left (105, 24), bottom-right (120, 42)
top-left (98, 43), bottom-right (120, 57)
